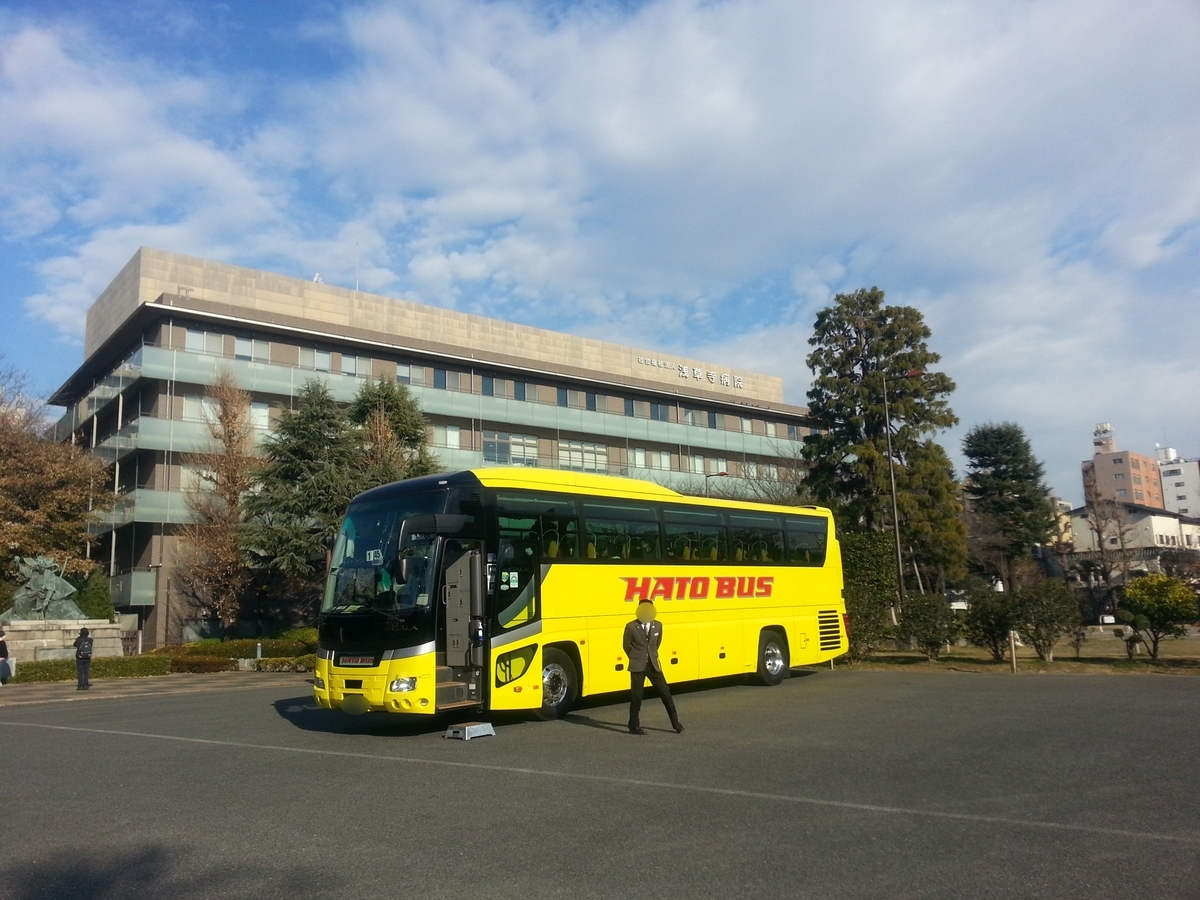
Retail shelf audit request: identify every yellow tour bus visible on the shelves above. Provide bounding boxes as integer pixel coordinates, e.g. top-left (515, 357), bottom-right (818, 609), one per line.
top-left (313, 468), bottom-right (847, 719)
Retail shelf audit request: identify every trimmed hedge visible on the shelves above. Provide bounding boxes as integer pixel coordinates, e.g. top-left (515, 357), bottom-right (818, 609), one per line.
top-left (168, 655), bottom-right (238, 673)
top-left (255, 654), bottom-right (316, 673)
top-left (161, 639), bottom-right (309, 659)
top-left (274, 627), bottom-right (318, 646)
top-left (11, 655), bottom-right (172, 684)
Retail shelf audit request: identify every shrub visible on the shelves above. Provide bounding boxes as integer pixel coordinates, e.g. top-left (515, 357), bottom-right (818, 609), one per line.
top-left (1120, 573), bottom-right (1198, 659)
top-left (168, 639), bottom-right (308, 659)
top-left (897, 593), bottom-right (959, 660)
top-left (962, 579), bottom-right (1015, 661)
top-left (168, 655), bottom-right (237, 673)
top-left (841, 531), bottom-right (897, 661)
top-left (1014, 579), bottom-right (1080, 661)
top-left (255, 654), bottom-right (316, 673)
top-left (69, 569), bottom-right (117, 621)
top-left (11, 655), bottom-right (171, 683)
top-left (274, 626), bottom-right (318, 647)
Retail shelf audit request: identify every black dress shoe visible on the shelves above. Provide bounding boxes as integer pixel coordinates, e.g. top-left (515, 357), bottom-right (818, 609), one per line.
top-left (673, 721), bottom-right (684, 734)
top-left (629, 726), bottom-right (647, 735)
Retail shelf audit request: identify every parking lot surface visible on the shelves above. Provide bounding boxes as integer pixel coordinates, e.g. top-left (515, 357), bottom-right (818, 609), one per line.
top-left (1, 669), bottom-right (1197, 899)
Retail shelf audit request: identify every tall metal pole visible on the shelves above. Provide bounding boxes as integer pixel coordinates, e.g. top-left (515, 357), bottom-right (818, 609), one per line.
top-left (881, 374), bottom-right (907, 620)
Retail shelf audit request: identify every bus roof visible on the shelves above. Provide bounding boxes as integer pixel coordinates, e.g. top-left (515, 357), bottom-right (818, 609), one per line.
top-left (353, 467), bottom-right (832, 520)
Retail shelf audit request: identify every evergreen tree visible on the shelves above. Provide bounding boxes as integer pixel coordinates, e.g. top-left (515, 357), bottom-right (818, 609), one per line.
top-left (347, 377), bottom-right (439, 488)
top-left (896, 440), bottom-right (967, 593)
top-left (243, 381), bottom-right (359, 582)
top-left (803, 287), bottom-right (957, 529)
top-left (962, 423), bottom-right (1054, 593)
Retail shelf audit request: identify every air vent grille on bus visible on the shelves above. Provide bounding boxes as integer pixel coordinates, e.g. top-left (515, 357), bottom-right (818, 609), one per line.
top-left (817, 610), bottom-right (842, 650)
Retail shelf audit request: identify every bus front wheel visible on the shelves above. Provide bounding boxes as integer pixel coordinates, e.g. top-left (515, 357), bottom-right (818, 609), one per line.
top-left (538, 648), bottom-right (579, 720)
top-left (755, 630), bottom-right (789, 686)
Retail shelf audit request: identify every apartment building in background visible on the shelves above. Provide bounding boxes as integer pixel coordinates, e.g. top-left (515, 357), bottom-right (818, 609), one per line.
top-left (49, 248), bottom-right (814, 646)
top-left (1080, 423), bottom-right (1164, 509)
top-left (1156, 447), bottom-right (1200, 517)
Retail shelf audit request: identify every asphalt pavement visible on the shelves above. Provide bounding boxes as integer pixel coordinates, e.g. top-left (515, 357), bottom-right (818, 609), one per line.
top-left (1, 668), bottom-right (1197, 900)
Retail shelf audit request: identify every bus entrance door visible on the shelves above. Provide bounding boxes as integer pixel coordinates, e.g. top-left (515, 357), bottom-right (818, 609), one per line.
top-left (438, 542), bottom-right (485, 711)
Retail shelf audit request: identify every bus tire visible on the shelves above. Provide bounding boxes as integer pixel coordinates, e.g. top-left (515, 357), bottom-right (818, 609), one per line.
top-left (755, 630), bottom-right (789, 686)
top-left (538, 647), bottom-right (578, 720)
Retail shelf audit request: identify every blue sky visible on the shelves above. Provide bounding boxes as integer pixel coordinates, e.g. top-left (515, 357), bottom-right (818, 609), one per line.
top-left (2, 0), bottom-right (1198, 504)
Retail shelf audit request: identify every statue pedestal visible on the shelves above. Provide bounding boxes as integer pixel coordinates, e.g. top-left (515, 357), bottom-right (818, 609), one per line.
top-left (2, 620), bottom-right (123, 663)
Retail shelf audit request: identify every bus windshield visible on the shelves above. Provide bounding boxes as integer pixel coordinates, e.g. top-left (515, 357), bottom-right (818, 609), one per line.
top-left (321, 493), bottom-right (445, 614)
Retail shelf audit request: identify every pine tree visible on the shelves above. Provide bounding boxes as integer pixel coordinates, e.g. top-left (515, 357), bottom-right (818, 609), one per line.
top-left (896, 440), bottom-right (967, 593)
top-left (347, 377), bottom-right (439, 488)
top-left (243, 381), bottom-right (359, 582)
top-left (962, 422), bottom-right (1054, 593)
top-left (802, 287), bottom-right (957, 529)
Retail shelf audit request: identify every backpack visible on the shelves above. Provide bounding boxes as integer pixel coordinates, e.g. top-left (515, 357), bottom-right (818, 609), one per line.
top-left (77, 638), bottom-right (93, 660)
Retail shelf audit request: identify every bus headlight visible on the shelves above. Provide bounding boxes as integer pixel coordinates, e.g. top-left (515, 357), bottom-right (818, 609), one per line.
top-left (389, 677), bottom-right (418, 693)
top-left (313, 676), bottom-right (325, 690)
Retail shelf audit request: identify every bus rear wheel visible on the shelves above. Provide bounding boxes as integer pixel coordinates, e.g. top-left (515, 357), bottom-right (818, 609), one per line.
top-left (538, 648), bottom-right (578, 720)
top-left (755, 630), bottom-right (789, 686)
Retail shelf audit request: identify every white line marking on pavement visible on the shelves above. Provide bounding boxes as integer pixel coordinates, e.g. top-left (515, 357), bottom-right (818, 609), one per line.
top-left (2, 720), bottom-right (1196, 845)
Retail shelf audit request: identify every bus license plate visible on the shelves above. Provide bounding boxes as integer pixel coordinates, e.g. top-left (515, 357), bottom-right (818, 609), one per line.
top-left (338, 655), bottom-right (375, 666)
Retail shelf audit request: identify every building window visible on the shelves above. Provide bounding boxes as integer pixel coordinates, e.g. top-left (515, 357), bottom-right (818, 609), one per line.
top-left (559, 440), bottom-right (607, 473)
top-left (765, 422), bottom-right (778, 438)
top-left (432, 424), bottom-right (461, 449)
top-left (624, 398), bottom-right (635, 417)
top-left (433, 369), bottom-right (447, 390)
top-left (787, 424), bottom-right (800, 441)
top-left (235, 337), bottom-right (270, 362)
top-left (1113, 473), bottom-right (1125, 481)
top-left (1116, 489), bottom-right (1127, 497)
top-left (1131, 459), bottom-right (1141, 469)
top-left (1132, 475), bottom-right (1142, 484)
top-left (650, 403), bottom-right (670, 422)
top-left (712, 457), bottom-right (728, 475)
top-left (688, 454), bottom-right (705, 474)
top-left (1175, 481), bottom-right (1186, 487)
top-left (631, 448), bottom-right (670, 471)
top-left (708, 411), bottom-right (718, 429)
top-left (1178, 495), bottom-right (1188, 501)
top-left (1164, 468), bottom-right (1182, 476)
top-left (557, 387), bottom-right (569, 408)
top-left (186, 329), bottom-right (224, 356)
top-left (1134, 490), bottom-right (1144, 500)
top-left (482, 376), bottom-right (494, 397)
top-left (1112, 458), bottom-right (1124, 465)
top-left (315, 350), bottom-right (331, 373)
top-left (396, 364), bottom-right (411, 384)
top-left (483, 430), bottom-right (538, 466)
top-left (514, 382), bottom-right (527, 402)
top-left (586, 393), bottom-right (597, 412)
top-left (249, 401), bottom-right (270, 430)
top-left (742, 418), bottom-right (753, 434)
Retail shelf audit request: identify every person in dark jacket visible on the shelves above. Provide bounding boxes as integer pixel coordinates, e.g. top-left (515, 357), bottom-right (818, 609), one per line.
top-left (622, 599), bottom-right (682, 735)
top-left (73, 627), bottom-right (93, 691)
top-left (0, 628), bottom-right (10, 685)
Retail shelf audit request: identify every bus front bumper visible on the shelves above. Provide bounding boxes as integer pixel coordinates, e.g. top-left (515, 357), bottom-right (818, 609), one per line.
top-left (313, 654), bottom-right (438, 715)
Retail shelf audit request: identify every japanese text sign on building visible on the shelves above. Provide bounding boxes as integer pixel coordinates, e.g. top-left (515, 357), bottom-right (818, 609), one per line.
top-left (636, 356), bottom-right (743, 389)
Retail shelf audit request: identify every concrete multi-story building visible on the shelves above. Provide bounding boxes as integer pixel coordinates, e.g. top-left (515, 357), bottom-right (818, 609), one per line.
top-left (1080, 423), bottom-right (1164, 509)
top-left (50, 248), bottom-right (815, 645)
top-left (1156, 447), bottom-right (1200, 517)
top-left (1070, 503), bottom-right (1200, 556)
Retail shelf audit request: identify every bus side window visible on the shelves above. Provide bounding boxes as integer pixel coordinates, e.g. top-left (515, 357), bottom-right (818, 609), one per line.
top-left (664, 507), bottom-right (728, 563)
top-left (729, 513), bottom-right (786, 563)
top-left (581, 500), bottom-right (662, 562)
top-left (785, 515), bottom-right (828, 566)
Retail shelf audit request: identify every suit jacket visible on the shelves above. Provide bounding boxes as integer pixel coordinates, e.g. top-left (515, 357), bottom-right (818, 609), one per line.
top-left (623, 619), bottom-right (664, 673)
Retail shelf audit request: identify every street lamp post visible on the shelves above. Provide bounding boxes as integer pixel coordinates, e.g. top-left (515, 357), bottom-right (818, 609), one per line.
top-left (704, 471), bottom-right (729, 497)
top-left (880, 369), bottom-right (923, 621)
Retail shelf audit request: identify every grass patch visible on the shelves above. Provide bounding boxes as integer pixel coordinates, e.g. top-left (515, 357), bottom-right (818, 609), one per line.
top-left (841, 650), bottom-right (1200, 675)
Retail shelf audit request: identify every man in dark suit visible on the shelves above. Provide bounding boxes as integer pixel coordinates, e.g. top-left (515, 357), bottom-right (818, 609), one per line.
top-left (622, 599), bottom-right (683, 735)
